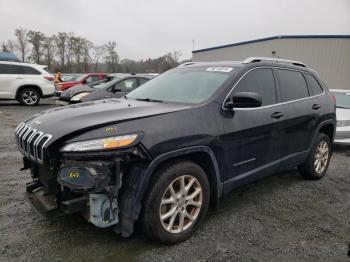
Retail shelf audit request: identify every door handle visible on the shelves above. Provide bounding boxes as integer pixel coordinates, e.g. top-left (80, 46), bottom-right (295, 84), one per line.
top-left (16, 77), bottom-right (24, 79)
top-left (312, 104), bottom-right (321, 110)
top-left (271, 112), bottom-right (284, 119)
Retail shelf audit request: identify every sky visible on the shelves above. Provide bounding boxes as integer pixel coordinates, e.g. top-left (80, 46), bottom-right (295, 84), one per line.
top-left (0, 0), bottom-right (349, 61)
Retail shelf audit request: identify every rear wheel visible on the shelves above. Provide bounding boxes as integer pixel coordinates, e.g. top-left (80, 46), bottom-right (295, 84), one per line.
top-left (298, 133), bottom-right (332, 180)
top-left (18, 88), bottom-right (40, 106)
top-left (141, 160), bottom-right (210, 244)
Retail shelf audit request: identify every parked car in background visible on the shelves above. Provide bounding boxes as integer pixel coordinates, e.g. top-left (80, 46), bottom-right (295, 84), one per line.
top-left (16, 57), bottom-right (335, 243)
top-left (81, 74), bottom-right (154, 102)
top-left (55, 73), bottom-right (107, 96)
top-left (56, 73), bottom-right (127, 104)
top-left (0, 61), bottom-right (55, 105)
top-left (330, 89), bottom-right (350, 145)
top-left (58, 74), bottom-right (154, 104)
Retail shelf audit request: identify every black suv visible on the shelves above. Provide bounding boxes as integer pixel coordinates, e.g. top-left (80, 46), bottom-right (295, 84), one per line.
top-left (16, 57), bottom-right (336, 244)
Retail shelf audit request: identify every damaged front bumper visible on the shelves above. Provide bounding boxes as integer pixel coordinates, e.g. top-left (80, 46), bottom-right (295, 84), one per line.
top-left (23, 150), bottom-right (150, 237)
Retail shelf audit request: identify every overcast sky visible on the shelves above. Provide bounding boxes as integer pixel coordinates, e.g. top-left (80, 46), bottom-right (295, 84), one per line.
top-left (0, 0), bottom-right (349, 60)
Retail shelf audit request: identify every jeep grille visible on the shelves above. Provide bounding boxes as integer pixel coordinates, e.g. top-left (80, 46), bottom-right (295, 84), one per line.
top-left (15, 122), bottom-right (52, 164)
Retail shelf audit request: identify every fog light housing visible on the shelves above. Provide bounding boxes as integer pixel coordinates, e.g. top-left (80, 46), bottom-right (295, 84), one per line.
top-left (57, 161), bottom-right (111, 191)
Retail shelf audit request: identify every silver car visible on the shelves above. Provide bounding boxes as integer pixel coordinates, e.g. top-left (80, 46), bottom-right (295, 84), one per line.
top-left (331, 89), bottom-right (350, 145)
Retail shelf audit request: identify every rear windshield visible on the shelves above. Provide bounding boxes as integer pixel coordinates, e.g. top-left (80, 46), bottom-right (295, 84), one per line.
top-left (127, 67), bottom-right (235, 104)
top-left (333, 92), bottom-right (350, 109)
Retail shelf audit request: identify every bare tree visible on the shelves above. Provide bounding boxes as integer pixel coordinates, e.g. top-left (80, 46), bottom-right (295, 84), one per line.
top-left (90, 45), bottom-right (106, 72)
top-left (43, 36), bottom-right (56, 71)
top-left (27, 30), bottom-right (45, 64)
top-left (14, 28), bottom-right (29, 62)
top-left (54, 32), bottom-right (68, 70)
top-left (104, 41), bottom-right (119, 72)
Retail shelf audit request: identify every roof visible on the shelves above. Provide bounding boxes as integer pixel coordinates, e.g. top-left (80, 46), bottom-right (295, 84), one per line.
top-left (0, 52), bottom-right (20, 62)
top-left (192, 35), bottom-right (350, 53)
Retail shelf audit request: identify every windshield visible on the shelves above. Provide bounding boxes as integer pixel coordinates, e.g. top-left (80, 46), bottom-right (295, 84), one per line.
top-left (62, 74), bottom-right (80, 82)
top-left (75, 74), bottom-right (88, 82)
top-left (127, 67), bottom-right (235, 104)
top-left (333, 92), bottom-right (350, 109)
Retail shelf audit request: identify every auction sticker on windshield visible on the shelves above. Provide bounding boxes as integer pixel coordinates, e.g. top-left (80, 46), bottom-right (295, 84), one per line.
top-left (206, 67), bottom-right (233, 73)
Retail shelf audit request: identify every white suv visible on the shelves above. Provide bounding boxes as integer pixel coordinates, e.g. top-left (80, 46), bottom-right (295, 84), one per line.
top-left (0, 61), bottom-right (55, 106)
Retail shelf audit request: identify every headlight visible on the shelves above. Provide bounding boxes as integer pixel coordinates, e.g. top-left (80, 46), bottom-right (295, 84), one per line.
top-left (60, 134), bottom-right (138, 152)
top-left (70, 92), bottom-right (90, 101)
top-left (336, 120), bottom-right (350, 127)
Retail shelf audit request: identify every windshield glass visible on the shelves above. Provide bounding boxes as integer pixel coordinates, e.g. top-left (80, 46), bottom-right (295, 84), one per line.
top-left (127, 67), bottom-right (235, 104)
top-left (62, 74), bottom-right (80, 82)
top-left (333, 92), bottom-right (350, 109)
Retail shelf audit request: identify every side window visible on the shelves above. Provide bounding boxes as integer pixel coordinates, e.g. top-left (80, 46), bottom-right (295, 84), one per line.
top-left (233, 68), bottom-right (276, 106)
top-left (22, 66), bottom-right (41, 75)
top-left (278, 69), bottom-right (309, 102)
top-left (138, 78), bottom-right (149, 87)
top-left (305, 74), bottom-right (323, 95)
top-left (114, 78), bottom-right (138, 92)
top-left (0, 64), bottom-right (22, 74)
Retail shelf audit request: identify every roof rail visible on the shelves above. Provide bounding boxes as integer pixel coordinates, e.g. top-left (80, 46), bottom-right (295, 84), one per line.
top-left (242, 57), bottom-right (307, 68)
top-left (177, 62), bottom-right (199, 67)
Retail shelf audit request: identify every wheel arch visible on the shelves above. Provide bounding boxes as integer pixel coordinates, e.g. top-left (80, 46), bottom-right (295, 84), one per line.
top-left (144, 146), bottom-right (223, 207)
top-left (15, 85), bottom-right (43, 100)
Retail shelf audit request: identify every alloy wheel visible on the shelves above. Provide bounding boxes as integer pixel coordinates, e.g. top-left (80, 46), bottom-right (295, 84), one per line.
top-left (159, 175), bottom-right (203, 234)
top-left (314, 141), bottom-right (329, 174)
top-left (22, 90), bottom-right (38, 105)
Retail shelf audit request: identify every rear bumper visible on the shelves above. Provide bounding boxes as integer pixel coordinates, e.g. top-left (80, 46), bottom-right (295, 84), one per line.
top-left (334, 126), bottom-right (350, 145)
top-left (55, 91), bottom-right (62, 97)
top-left (334, 138), bottom-right (350, 145)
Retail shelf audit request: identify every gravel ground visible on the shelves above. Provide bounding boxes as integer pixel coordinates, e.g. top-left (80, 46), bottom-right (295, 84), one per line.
top-left (0, 98), bottom-right (349, 262)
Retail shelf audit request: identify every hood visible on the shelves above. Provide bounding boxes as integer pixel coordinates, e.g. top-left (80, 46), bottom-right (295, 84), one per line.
top-left (23, 98), bottom-right (191, 145)
top-left (60, 84), bottom-right (94, 100)
top-left (336, 107), bottom-right (350, 121)
top-left (81, 88), bottom-right (111, 102)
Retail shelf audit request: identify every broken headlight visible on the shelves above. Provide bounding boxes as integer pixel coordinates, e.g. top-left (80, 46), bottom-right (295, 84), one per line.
top-left (60, 134), bottom-right (138, 152)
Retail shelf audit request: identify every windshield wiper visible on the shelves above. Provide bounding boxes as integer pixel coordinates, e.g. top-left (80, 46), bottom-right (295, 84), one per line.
top-left (336, 106), bottom-right (350, 109)
top-left (135, 98), bottom-right (163, 103)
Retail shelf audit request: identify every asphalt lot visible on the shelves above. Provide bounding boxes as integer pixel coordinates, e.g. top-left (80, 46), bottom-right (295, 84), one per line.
top-left (0, 98), bottom-right (349, 262)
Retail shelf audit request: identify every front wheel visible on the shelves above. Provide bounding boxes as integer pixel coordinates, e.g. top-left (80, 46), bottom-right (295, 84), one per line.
top-left (141, 160), bottom-right (210, 244)
top-left (298, 133), bottom-right (332, 180)
top-left (18, 88), bottom-right (40, 106)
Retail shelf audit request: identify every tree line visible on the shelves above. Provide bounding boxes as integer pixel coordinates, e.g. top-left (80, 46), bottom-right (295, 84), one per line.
top-left (1, 28), bottom-right (189, 74)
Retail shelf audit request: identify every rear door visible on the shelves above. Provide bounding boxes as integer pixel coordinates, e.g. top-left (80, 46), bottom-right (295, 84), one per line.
top-left (0, 64), bottom-right (23, 99)
top-left (222, 68), bottom-right (283, 185)
top-left (276, 68), bottom-right (319, 162)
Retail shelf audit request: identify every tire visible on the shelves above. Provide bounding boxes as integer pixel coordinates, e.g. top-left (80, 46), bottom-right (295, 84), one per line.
top-left (298, 133), bottom-right (332, 180)
top-left (141, 160), bottom-right (210, 244)
top-left (18, 88), bottom-right (40, 106)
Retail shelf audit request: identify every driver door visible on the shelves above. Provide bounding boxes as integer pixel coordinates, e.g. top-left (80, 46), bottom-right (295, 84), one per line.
top-left (222, 68), bottom-right (284, 191)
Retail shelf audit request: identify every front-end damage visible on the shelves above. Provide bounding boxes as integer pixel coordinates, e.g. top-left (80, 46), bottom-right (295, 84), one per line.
top-left (23, 145), bottom-right (152, 237)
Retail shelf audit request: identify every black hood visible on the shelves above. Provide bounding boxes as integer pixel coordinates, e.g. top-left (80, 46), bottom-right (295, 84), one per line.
top-left (24, 98), bottom-right (191, 146)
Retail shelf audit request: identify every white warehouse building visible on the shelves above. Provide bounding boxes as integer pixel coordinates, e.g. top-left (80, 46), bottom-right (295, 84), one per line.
top-left (192, 35), bottom-right (350, 90)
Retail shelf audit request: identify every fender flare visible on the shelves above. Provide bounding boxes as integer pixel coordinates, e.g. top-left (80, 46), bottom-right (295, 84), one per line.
top-left (143, 146), bottom-right (223, 202)
top-left (314, 119), bottom-right (336, 142)
top-left (15, 85), bottom-right (43, 100)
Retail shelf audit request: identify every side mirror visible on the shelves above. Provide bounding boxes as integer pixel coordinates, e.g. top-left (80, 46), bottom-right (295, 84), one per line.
top-left (224, 92), bottom-right (262, 109)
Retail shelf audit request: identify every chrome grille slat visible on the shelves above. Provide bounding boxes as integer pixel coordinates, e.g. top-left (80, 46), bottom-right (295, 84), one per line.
top-left (14, 122), bottom-right (52, 164)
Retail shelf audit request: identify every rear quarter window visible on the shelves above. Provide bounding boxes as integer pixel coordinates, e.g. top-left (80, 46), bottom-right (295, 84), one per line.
top-left (305, 74), bottom-right (323, 95)
top-left (22, 66), bottom-right (41, 75)
top-left (278, 69), bottom-right (309, 102)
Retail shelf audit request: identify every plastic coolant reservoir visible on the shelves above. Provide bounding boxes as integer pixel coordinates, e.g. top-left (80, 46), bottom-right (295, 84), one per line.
top-left (89, 193), bottom-right (119, 228)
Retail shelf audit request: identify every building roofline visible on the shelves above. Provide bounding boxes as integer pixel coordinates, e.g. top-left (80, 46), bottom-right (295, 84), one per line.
top-left (192, 35), bottom-right (350, 53)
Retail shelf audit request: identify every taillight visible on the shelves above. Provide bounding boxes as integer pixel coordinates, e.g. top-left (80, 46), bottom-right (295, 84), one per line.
top-left (331, 93), bottom-right (336, 103)
top-left (44, 76), bottom-right (54, 81)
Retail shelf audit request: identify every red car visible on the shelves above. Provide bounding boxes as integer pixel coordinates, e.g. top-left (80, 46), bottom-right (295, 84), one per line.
top-left (55, 73), bottom-right (107, 96)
